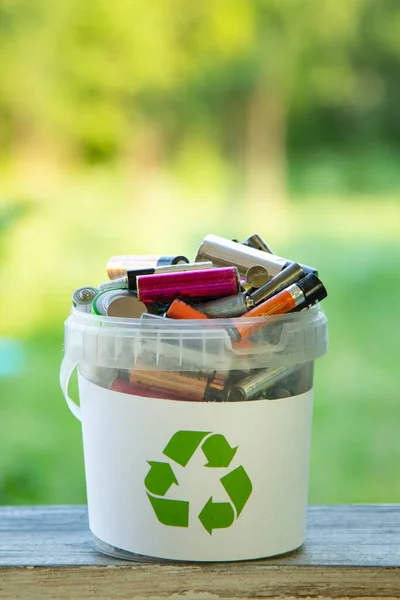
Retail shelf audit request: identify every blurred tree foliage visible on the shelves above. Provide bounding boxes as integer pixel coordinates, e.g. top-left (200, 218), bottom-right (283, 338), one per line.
top-left (1, 0), bottom-right (400, 197)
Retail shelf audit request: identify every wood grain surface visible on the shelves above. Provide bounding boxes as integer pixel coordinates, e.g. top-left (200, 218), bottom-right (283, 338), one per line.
top-left (0, 505), bottom-right (399, 599)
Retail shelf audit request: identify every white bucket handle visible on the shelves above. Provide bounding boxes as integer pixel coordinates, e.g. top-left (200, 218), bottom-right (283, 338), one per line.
top-left (60, 357), bottom-right (81, 421)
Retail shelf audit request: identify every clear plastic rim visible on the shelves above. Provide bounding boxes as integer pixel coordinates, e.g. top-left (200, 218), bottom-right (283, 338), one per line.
top-left (68, 304), bottom-right (324, 329)
top-left (92, 534), bottom-right (170, 563)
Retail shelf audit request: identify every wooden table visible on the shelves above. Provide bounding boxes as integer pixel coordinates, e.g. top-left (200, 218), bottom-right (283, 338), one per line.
top-left (1, 505), bottom-right (399, 599)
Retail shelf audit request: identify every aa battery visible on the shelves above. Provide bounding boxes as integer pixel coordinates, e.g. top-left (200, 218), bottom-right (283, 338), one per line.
top-left (137, 267), bottom-right (240, 304)
top-left (92, 289), bottom-right (148, 318)
top-left (266, 362), bottom-right (314, 399)
top-left (72, 287), bottom-right (98, 312)
top-left (99, 261), bottom-right (214, 292)
top-left (129, 369), bottom-right (207, 402)
top-left (196, 292), bottom-right (254, 318)
top-left (129, 369), bottom-right (229, 402)
top-left (195, 234), bottom-right (317, 279)
top-left (166, 299), bottom-right (208, 320)
top-left (250, 262), bottom-right (306, 305)
top-left (235, 273), bottom-right (327, 340)
top-left (243, 233), bottom-right (274, 254)
top-left (229, 364), bottom-right (300, 401)
top-left (106, 255), bottom-right (189, 280)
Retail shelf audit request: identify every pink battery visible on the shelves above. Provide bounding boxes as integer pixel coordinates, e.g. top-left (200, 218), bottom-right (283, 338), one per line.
top-left (137, 267), bottom-right (240, 304)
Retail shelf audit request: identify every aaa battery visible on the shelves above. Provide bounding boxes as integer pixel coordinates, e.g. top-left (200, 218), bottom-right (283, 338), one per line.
top-left (106, 255), bottom-right (189, 280)
top-left (249, 262), bottom-right (306, 305)
top-left (195, 234), bottom-right (317, 279)
top-left (137, 267), bottom-right (240, 304)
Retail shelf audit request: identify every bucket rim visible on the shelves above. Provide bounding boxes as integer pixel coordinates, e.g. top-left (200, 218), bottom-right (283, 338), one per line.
top-left (66, 304), bottom-right (326, 330)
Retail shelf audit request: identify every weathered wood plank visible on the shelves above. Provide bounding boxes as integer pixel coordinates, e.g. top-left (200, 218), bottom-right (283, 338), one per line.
top-left (1, 505), bottom-right (399, 567)
top-left (1, 565), bottom-right (400, 600)
top-left (0, 505), bottom-right (399, 599)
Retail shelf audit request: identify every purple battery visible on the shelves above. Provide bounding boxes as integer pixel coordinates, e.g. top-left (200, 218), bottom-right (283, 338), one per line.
top-left (137, 267), bottom-right (240, 303)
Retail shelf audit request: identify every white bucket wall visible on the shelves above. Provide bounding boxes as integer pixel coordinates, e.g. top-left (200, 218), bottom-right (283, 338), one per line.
top-left (79, 375), bottom-right (313, 562)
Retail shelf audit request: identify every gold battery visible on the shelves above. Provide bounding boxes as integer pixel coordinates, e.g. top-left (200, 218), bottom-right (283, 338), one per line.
top-left (129, 370), bottom-right (208, 402)
top-left (107, 255), bottom-right (189, 280)
top-left (129, 369), bottom-right (229, 402)
top-left (245, 265), bottom-right (270, 288)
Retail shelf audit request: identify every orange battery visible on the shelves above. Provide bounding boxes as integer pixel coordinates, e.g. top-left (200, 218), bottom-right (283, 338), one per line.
top-left (231, 338), bottom-right (255, 350)
top-left (235, 273), bottom-right (327, 340)
top-left (166, 299), bottom-right (208, 320)
top-left (235, 289), bottom-right (298, 340)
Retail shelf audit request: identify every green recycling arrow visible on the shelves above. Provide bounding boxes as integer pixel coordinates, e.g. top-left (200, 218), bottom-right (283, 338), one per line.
top-left (147, 493), bottom-right (189, 527)
top-left (201, 434), bottom-right (238, 467)
top-left (198, 498), bottom-right (235, 535)
top-left (145, 430), bottom-right (253, 533)
top-left (163, 430), bottom-right (210, 466)
top-left (220, 465), bottom-right (252, 517)
top-left (144, 461), bottom-right (178, 496)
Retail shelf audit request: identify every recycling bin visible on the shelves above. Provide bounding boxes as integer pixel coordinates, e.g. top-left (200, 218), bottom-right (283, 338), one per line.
top-left (60, 307), bottom-right (328, 561)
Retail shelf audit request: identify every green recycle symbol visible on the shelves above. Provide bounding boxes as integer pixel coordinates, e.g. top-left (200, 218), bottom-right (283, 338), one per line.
top-left (144, 430), bottom-right (252, 534)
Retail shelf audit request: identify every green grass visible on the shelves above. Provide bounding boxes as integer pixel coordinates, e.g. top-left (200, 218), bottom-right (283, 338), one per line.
top-left (283, 237), bottom-right (400, 503)
top-left (1, 236), bottom-right (399, 505)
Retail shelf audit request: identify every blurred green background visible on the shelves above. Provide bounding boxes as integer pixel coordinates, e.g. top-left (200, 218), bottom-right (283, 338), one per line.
top-left (1, 0), bottom-right (399, 506)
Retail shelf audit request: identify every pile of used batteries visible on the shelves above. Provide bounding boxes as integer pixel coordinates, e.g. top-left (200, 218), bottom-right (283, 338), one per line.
top-left (72, 233), bottom-right (328, 402)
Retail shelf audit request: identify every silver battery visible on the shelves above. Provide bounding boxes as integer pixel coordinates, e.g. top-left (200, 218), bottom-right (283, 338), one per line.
top-left (195, 234), bottom-right (316, 279)
top-left (156, 261), bottom-right (214, 274)
top-left (99, 276), bottom-right (129, 291)
top-left (196, 292), bottom-right (253, 318)
top-left (229, 364), bottom-right (300, 401)
top-left (72, 287), bottom-right (98, 313)
top-left (243, 233), bottom-right (274, 254)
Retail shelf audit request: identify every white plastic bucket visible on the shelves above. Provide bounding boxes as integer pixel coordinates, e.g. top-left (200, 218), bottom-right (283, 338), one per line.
top-left (60, 308), bottom-right (327, 562)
